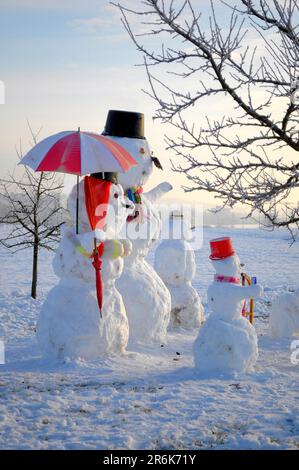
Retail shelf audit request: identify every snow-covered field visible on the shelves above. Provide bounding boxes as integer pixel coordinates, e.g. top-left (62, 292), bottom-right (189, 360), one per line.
top-left (0, 226), bottom-right (298, 449)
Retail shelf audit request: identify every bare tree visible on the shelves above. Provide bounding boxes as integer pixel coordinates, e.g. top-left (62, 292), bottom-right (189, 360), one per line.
top-left (115, 0), bottom-right (299, 238)
top-left (0, 125), bottom-right (64, 298)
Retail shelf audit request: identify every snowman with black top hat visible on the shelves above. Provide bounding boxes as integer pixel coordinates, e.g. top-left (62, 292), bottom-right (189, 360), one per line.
top-left (102, 110), bottom-right (173, 344)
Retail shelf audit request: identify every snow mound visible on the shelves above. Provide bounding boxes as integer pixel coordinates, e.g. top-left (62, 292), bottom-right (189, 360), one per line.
top-left (154, 240), bottom-right (195, 286)
top-left (270, 288), bottom-right (299, 338)
top-left (154, 239), bottom-right (204, 329)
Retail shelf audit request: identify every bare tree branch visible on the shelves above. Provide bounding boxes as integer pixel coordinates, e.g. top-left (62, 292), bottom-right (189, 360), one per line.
top-left (0, 125), bottom-right (64, 297)
top-left (114, 0), bottom-right (299, 239)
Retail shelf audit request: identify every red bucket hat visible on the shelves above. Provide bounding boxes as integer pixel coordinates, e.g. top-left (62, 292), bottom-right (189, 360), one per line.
top-left (84, 175), bottom-right (112, 231)
top-left (209, 237), bottom-right (236, 260)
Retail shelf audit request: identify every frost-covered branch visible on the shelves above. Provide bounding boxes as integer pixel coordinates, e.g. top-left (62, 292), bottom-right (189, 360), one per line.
top-left (114, 0), bottom-right (299, 239)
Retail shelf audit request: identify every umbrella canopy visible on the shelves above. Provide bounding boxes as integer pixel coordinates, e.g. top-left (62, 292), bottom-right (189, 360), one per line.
top-left (20, 130), bottom-right (137, 175)
top-left (20, 129), bottom-right (138, 236)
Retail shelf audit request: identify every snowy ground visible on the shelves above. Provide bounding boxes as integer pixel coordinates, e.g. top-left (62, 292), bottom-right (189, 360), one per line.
top-left (0, 226), bottom-right (299, 450)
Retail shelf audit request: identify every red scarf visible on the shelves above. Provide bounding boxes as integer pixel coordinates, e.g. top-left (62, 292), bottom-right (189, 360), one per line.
top-left (214, 274), bottom-right (247, 318)
top-left (214, 274), bottom-right (240, 284)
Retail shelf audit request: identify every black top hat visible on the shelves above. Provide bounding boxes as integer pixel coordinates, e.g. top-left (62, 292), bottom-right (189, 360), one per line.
top-left (102, 110), bottom-right (145, 139)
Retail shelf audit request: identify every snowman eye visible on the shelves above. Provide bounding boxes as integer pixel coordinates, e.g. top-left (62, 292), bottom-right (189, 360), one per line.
top-left (114, 193), bottom-right (119, 199)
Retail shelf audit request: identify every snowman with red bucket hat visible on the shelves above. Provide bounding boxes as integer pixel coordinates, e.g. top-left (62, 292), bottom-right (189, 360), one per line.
top-left (36, 175), bottom-right (135, 360)
top-left (194, 237), bottom-right (263, 374)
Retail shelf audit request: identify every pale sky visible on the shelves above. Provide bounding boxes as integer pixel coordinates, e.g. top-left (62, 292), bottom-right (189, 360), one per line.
top-left (0, 0), bottom-right (297, 207)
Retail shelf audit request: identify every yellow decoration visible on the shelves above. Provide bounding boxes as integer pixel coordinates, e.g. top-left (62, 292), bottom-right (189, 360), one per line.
top-left (74, 239), bottom-right (124, 260)
top-left (75, 244), bottom-right (92, 258)
top-left (241, 273), bottom-right (255, 324)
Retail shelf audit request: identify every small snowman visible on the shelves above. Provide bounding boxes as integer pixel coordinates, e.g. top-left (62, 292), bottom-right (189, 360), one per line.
top-left (102, 110), bottom-right (173, 343)
top-left (194, 237), bottom-right (263, 374)
top-left (36, 173), bottom-right (135, 360)
top-left (154, 216), bottom-right (204, 329)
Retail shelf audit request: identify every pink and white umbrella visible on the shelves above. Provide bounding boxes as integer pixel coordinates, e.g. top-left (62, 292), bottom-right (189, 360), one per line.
top-left (20, 129), bottom-right (137, 175)
top-left (20, 129), bottom-right (138, 233)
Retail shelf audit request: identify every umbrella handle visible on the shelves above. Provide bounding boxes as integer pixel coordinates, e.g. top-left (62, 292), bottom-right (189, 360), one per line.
top-left (76, 175), bottom-right (79, 234)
